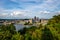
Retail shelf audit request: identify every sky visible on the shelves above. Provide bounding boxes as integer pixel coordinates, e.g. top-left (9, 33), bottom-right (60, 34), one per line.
top-left (0, 0), bottom-right (60, 19)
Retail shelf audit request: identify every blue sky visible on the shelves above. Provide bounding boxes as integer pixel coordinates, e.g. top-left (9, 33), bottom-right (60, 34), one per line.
top-left (0, 0), bottom-right (60, 19)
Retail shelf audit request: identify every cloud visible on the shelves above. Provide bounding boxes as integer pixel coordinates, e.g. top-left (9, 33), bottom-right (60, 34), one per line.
top-left (0, 0), bottom-right (60, 19)
top-left (25, 0), bottom-right (60, 12)
top-left (11, 11), bottom-right (24, 16)
top-left (39, 11), bottom-right (50, 14)
top-left (0, 9), bottom-right (60, 19)
top-left (0, 9), bottom-right (31, 19)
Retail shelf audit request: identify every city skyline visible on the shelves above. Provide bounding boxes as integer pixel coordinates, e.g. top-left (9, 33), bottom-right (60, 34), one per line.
top-left (0, 0), bottom-right (60, 19)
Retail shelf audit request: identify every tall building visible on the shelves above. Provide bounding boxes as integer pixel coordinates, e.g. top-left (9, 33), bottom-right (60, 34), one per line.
top-left (34, 16), bottom-right (37, 20)
top-left (33, 16), bottom-right (40, 23)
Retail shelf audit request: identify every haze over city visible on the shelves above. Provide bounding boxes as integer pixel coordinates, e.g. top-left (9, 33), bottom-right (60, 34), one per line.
top-left (0, 0), bottom-right (60, 19)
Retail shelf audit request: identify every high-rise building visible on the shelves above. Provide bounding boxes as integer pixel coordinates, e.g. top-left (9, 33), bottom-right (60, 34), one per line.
top-left (34, 16), bottom-right (37, 20)
top-left (33, 16), bottom-right (40, 23)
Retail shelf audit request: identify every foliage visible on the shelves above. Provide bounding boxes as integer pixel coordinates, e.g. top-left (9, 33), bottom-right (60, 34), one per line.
top-left (0, 24), bottom-right (16, 40)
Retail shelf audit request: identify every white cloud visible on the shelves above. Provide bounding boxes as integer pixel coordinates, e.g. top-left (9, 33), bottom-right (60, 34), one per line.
top-left (0, 9), bottom-right (31, 19)
top-left (0, 13), bottom-right (8, 16)
top-left (11, 11), bottom-right (24, 16)
top-left (39, 11), bottom-right (50, 14)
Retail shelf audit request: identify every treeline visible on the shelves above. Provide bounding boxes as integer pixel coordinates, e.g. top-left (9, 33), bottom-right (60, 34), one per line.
top-left (0, 15), bottom-right (60, 40)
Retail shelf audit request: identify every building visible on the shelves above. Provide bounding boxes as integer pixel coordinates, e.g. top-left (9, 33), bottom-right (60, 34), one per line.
top-left (0, 21), bottom-right (4, 25)
top-left (28, 19), bottom-right (33, 24)
top-left (40, 19), bottom-right (48, 25)
top-left (33, 16), bottom-right (40, 23)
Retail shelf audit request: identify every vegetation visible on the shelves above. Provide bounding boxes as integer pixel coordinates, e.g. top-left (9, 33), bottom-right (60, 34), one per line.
top-left (24, 22), bottom-right (32, 25)
top-left (0, 15), bottom-right (60, 40)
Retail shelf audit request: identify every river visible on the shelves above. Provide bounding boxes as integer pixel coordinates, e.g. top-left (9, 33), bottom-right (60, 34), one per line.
top-left (14, 24), bottom-right (33, 31)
